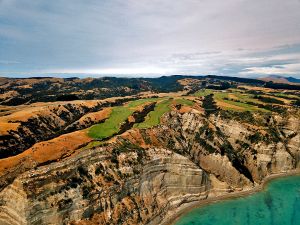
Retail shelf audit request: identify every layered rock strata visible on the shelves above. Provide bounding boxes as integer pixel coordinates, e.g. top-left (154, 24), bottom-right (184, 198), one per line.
top-left (0, 109), bottom-right (299, 225)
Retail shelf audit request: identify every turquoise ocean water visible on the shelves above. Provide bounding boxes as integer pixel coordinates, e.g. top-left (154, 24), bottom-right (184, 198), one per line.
top-left (175, 175), bottom-right (300, 225)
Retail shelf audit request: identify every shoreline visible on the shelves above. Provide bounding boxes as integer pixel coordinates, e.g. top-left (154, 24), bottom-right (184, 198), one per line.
top-left (161, 169), bottom-right (300, 225)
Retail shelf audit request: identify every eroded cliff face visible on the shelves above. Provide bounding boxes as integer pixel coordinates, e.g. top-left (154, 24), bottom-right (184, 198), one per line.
top-left (0, 148), bottom-right (209, 225)
top-left (0, 110), bottom-right (300, 225)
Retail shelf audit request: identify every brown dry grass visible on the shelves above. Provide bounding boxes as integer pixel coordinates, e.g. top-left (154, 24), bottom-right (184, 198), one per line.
top-left (0, 106), bottom-right (44, 135)
top-left (139, 91), bottom-right (188, 98)
top-left (259, 77), bottom-right (300, 85)
top-left (238, 85), bottom-right (275, 93)
top-left (216, 100), bottom-right (244, 110)
top-left (177, 78), bottom-right (201, 86)
top-left (120, 129), bottom-right (148, 148)
top-left (228, 93), bottom-right (238, 100)
top-left (261, 94), bottom-right (291, 104)
top-left (0, 129), bottom-right (91, 176)
top-left (0, 90), bottom-right (19, 100)
top-left (0, 96), bottom-right (136, 135)
top-left (178, 105), bottom-right (193, 113)
top-left (78, 108), bottom-right (111, 123)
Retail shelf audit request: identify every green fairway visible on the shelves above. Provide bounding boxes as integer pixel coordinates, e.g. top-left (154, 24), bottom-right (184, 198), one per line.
top-left (88, 106), bottom-right (134, 139)
top-left (213, 90), bottom-right (268, 112)
top-left (88, 97), bottom-right (189, 139)
top-left (214, 91), bottom-right (229, 100)
top-left (193, 88), bottom-right (270, 112)
top-left (126, 98), bottom-right (158, 107)
top-left (231, 92), bottom-right (262, 104)
top-left (194, 89), bottom-right (214, 97)
top-left (221, 99), bottom-right (266, 111)
top-left (135, 99), bottom-right (172, 129)
top-left (88, 98), bottom-right (161, 139)
top-left (175, 98), bottom-right (194, 106)
top-left (271, 93), bottom-right (300, 100)
top-left (88, 91), bottom-right (268, 140)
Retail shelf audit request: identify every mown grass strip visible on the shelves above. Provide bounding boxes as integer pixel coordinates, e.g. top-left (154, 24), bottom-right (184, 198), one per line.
top-left (231, 92), bottom-right (263, 104)
top-left (126, 98), bottom-right (158, 108)
top-left (214, 91), bottom-right (268, 112)
top-left (221, 99), bottom-right (263, 111)
top-left (272, 93), bottom-right (300, 100)
top-left (194, 89), bottom-right (214, 97)
top-left (88, 106), bottom-right (134, 139)
top-left (87, 98), bottom-right (164, 140)
top-left (88, 97), bottom-right (194, 140)
top-left (135, 99), bottom-right (172, 129)
top-left (175, 98), bottom-right (194, 106)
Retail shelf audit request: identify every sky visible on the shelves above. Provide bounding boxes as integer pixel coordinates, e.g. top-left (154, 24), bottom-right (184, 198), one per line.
top-left (0, 0), bottom-right (300, 78)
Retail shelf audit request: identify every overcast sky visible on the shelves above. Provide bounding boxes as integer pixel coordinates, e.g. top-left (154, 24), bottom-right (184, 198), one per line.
top-left (1, 0), bottom-right (300, 78)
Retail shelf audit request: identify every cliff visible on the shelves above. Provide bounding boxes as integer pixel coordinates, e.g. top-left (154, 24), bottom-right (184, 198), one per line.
top-left (0, 108), bottom-right (299, 225)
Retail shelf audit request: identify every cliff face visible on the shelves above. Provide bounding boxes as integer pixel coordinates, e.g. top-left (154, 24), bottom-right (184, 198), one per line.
top-left (0, 148), bottom-right (209, 225)
top-left (0, 109), bottom-right (299, 225)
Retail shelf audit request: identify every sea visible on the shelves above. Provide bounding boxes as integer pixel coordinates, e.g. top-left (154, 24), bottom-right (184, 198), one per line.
top-left (175, 175), bottom-right (300, 225)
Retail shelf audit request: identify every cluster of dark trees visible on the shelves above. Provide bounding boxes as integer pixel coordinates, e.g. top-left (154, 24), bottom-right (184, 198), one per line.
top-left (206, 82), bottom-right (233, 90)
top-left (202, 94), bottom-right (218, 115)
top-left (293, 99), bottom-right (300, 107)
top-left (253, 95), bottom-right (284, 105)
top-left (265, 81), bottom-right (300, 90)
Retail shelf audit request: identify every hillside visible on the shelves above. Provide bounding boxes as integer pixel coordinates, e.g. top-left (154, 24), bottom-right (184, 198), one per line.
top-left (0, 75), bottom-right (266, 106)
top-left (0, 77), bottom-right (300, 225)
top-left (259, 75), bottom-right (300, 85)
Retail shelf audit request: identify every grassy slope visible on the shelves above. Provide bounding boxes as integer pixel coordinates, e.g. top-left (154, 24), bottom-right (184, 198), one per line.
top-left (195, 89), bottom-right (268, 112)
top-left (273, 93), bottom-right (300, 99)
top-left (126, 98), bottom-right (158, 107)
top-left (88, 98), bottom-right (160, 139)
top-left (215, 91), bottom-right (264, 111)
top-left (174, 98), bottom-right (194, 106)
top-left (89, 86), bottom-right (284, 140)
top-left (194, 89), bottom-right (214, 97)
top-left (86, 97), bottom-right (195, 148)
top-left (88, 106), bottom-right (134, 139)
top-left (135, 99), bottom-right (173, 129)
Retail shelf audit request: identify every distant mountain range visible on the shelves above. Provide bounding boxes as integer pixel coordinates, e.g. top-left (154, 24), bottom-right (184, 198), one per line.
top-left (260, 75), bottom-right (300, 85)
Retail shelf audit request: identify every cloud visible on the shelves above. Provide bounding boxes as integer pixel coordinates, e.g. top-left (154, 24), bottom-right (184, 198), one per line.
top-left (0, 0), bottom-right (300, 77)
top-left (240, 63), bottom-right (300, 76)
top-left (0, 60), bottom-right (20, 64)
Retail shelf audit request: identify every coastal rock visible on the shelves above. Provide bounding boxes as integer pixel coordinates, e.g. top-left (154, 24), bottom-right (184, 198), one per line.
top-left (0, 110), bottom-right (299, 224)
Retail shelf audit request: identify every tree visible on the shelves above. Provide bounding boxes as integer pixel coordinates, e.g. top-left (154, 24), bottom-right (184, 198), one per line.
top-left (202, 94), bottom-right (218, 116)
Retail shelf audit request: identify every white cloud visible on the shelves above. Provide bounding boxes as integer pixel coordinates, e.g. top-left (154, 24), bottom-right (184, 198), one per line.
top-left (0, 0), bottom-right (300, 77)
top-left (40, 66), bottom-right (173, 76)
top-left (240, 62), bottom-right (300, 76)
